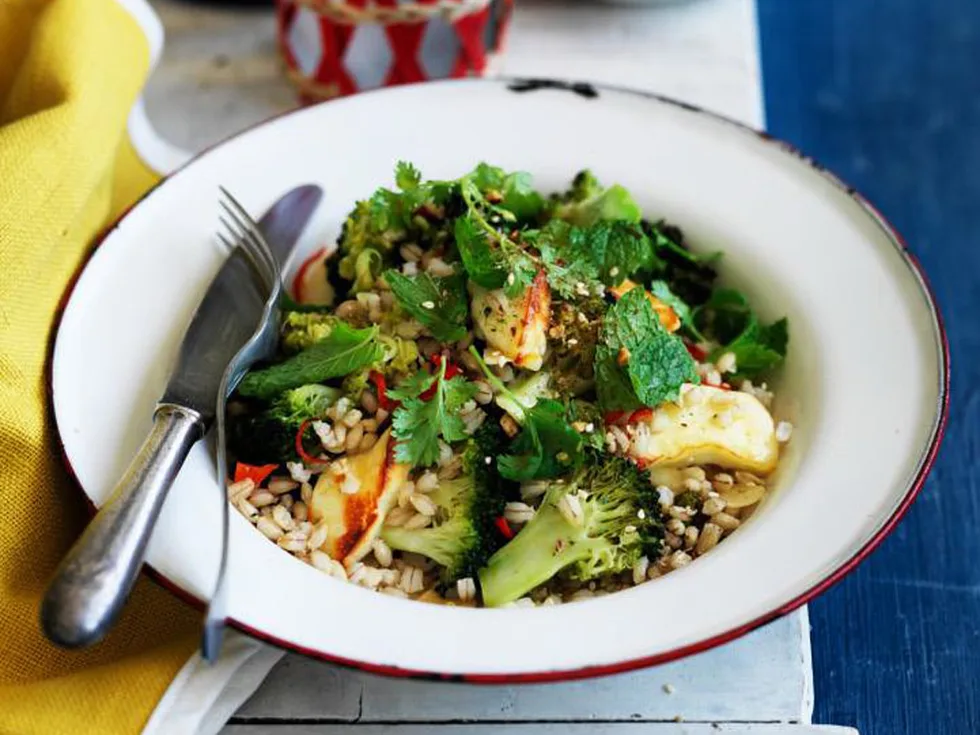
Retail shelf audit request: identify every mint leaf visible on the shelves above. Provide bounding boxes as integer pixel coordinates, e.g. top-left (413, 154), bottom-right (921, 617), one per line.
top-left (694, 289), bottom-right (789, 378)
top-left (391, 363), bottom-right (479, 467)
top-left (501, 171), bottom-right (545, 220)
top-left (552, 172), bottom-right (643, 227)
top-left (571, 220), bottom-right (660, 285)
top-left (595, 288), bottom-right (699, 412)
top-left (714, 317), bottom-right (788, 378)
top-left (239, 323), bottom-right (384, 400)
top-left (384, 269), bottom-right (468, 342)
top-left (532, 221), bottom-right (602, 298)
top-left (454, 215), bottom-right (508, 289)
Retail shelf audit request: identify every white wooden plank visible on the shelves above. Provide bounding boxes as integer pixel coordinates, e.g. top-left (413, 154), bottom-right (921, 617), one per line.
top-left (222, 725), bottom-right (857, 735)
top-left (233, 614), bottom-right (810, 724)
top-left (495, 0), bottom-right (765, 127)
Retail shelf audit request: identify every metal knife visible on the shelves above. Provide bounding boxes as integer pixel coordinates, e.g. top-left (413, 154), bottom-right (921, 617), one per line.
top-left (40, 184), bottom-right (323, 649)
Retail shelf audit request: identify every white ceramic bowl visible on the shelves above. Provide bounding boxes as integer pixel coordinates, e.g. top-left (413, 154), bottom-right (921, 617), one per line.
top-left (51, 78), bottom-right (948, 681)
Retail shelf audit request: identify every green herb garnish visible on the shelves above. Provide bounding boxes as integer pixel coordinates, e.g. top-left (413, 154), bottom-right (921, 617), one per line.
top-left (594, 288), bottom-right (699, 412)
top-left (238, 323), bottom-right (384, 400)
top-left (384, 269), bottom-right (469, 342)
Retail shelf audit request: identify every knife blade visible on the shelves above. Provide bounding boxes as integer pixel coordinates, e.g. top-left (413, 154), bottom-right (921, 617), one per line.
top-left (40, 184), bottom-right (323, 649)
top-left (161, 184), bottom-right (323, 421)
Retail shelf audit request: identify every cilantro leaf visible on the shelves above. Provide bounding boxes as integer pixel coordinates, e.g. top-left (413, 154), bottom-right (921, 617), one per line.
top-left (394, 160), bottom-right (422, 191)
top-left (456, 178), bottom-right (537, 297)
top-left (384, 269), bottom-right (469, 342)
top-left (462, 163), bottom-right (543, 220)
top-left (497, 399), bottom-right (584, 481)
top-left (466, 346), bottom-right (583, 480)
top-left (238, 323), bottom-right (384, 400)
top-left (391, 363), bottom-right (479, 467)
top-left (595, 288), bottom-right (699, 412)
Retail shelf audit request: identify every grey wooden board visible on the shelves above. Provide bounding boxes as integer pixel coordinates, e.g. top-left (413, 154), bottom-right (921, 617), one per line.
top-left (223, 725), bottom-right (857, 734)
top-left (232, 614), bottom-right (810, 724)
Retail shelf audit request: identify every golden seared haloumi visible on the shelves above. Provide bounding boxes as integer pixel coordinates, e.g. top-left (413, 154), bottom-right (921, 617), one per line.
top-left (309, 428), bottom-right (410, 569)
top-left (628, 384), bottom-right (778, 474)
top-left (470, 270), bottom-right (551, 370)
top-left (609, 279), bottom-right (681, 333)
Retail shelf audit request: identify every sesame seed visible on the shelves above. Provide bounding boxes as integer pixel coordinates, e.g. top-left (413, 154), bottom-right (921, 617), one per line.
top-left (585, 422), bottom-right (595, 433)
top-left (421, 300), bottom-right (435, 309)
top-left (663, 683), bottom-right (675, 694)
top-left (637, 508), bottom-right (646, 520)
top-left (484, 456), bottom-right (493, 465)
top-left (567, 338), bottom-right (579, 346)
top-left (609, 266), bottom-right (620, 277)
top-left (507, 272), bottom-right (516, 285)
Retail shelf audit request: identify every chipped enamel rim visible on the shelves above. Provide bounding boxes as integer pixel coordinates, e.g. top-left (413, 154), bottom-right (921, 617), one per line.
top-left (50, 78), bottom-right (948, 682)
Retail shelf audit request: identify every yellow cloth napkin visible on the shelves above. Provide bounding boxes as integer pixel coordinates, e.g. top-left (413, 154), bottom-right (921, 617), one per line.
top-left (0, 1), bottom-right (199, 733)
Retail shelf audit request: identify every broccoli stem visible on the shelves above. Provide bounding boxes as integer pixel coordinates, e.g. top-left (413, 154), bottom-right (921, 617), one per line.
top-left (478, 500), bottom-right (606, 607)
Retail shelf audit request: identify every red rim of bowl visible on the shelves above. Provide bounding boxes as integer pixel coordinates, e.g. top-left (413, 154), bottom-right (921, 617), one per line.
top-left (47, 77), bottom-right (951, 683)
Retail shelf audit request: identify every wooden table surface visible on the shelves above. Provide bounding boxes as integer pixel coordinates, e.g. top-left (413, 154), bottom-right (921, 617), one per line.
top-left (758, 2), bottom-right (980, 734)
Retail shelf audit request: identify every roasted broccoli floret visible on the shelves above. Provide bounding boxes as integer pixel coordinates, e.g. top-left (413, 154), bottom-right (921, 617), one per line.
top-left (281, 311), bottom-right (339, 354)
top-left (549, 170), bottom-right (642, 227)
top-left (229, 384), bottom-right (340, 464)
top-left (478, 454), bottom-right (664, 607)
top-left (381, 426), bottom-right (506, 584)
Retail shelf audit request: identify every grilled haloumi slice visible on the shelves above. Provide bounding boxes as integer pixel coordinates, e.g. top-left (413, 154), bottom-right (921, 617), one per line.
top-left (628, 384), bottom-right (778, 474)
top-left (309, 428), bottom-right (409, 568)
top-left (470, 271), bottom-right (550, 370)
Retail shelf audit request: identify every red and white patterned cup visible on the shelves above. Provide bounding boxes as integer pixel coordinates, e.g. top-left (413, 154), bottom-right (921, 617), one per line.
top-left (276, 0), bottom-right (514, 103)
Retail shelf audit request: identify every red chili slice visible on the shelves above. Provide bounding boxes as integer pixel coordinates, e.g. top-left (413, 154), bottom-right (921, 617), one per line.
top-left (494, 516), bottom-right (514, 540)
top-left (603, 410), bottom-right (626, 425)
top-left (234, 462), bottom-right (278, 485)
top-left (685, 342), bottom-right (708, 362)
top-left (420, 355), bottom-right (462, 400)
top-left (628, 407), bottom-right (654, 423)
top-left (294, 419), bottom-right (322, 465)
top-left (370, 370), bottom-right (394, 411)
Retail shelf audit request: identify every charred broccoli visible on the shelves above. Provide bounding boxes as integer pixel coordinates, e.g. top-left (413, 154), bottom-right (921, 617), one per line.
top-left (478, 454), bottom-right (664, 607)
top-left (549, 170), bottom-right (642, 227)
top-left (281, 311), bottom-right (338, 354)
top-left (229, 384), bottom-right (340, 464)
top-left (381, 426), bottom-right (506, 584)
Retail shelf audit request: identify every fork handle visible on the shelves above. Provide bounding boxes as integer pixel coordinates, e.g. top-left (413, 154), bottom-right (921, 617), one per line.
top-left (41, 404), bottom-right (203, 648)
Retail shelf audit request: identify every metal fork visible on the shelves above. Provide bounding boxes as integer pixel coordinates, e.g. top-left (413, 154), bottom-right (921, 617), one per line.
top-left (203, 188), bottom-right (284, 662)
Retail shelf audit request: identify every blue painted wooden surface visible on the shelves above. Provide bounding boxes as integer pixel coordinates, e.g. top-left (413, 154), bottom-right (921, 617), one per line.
top-left (757, 1), bottom-right (980, 733)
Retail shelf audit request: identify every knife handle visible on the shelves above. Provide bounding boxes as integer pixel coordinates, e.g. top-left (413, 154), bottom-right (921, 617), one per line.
top-left (41, 404), bottom-right (203, 648)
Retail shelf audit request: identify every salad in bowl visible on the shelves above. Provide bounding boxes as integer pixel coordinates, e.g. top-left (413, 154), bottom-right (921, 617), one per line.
top-left (225, 161), bottom-right (793, 608)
